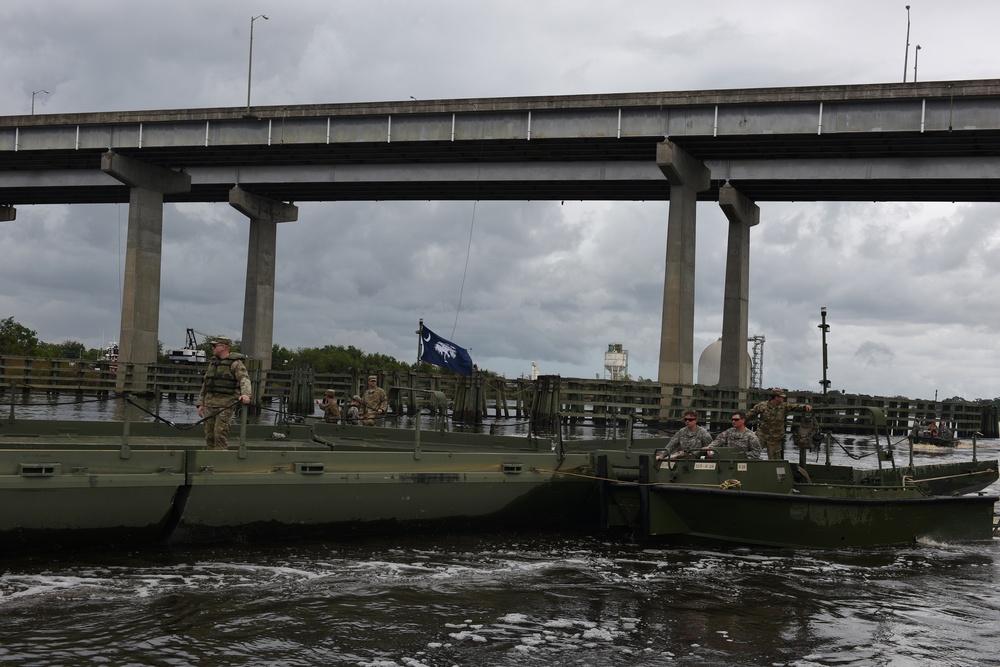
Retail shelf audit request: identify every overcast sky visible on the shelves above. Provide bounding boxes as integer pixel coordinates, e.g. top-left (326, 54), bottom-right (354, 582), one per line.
top-left (2, 0), bottom-right (999, 401)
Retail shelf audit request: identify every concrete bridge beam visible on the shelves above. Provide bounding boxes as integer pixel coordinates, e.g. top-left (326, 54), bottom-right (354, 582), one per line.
top-left (718, 183), bottom-right (760, 389)
top-left (100, 151), bottom-right (191, 390)
top-left (656, 142), bottom-right (710, 386)
top-left (229, 186), bottom-right (298, 372)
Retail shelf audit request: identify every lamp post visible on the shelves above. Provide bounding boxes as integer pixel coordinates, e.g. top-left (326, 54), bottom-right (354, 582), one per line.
top-left (902, 5), bottom-right (911, 83)
top-left (246, 14), bottom-right (269, 115)
top-left (914, 44), bottom-right (922, 83)
top-left (31, 89), bottom-right (49, 115)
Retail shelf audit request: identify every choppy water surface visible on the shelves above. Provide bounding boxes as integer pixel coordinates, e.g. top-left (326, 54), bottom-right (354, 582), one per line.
top-left (2, 530), bottom-right (998, 667)
top-left (1, 395), bottom-right (999, 666)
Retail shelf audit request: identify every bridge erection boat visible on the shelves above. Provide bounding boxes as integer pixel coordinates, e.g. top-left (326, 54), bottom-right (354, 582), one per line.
top-left (595, 407), bottom-right (998, 548)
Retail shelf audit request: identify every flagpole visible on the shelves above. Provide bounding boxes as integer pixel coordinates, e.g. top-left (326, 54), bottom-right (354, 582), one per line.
top-left (417, 318), bottom-right (424, 364)
top-left (414, 319), bottom-right (423, 455)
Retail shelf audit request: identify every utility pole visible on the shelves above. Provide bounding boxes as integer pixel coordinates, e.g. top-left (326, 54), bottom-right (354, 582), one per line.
top-left (818, 307), bottom-right (831, 397)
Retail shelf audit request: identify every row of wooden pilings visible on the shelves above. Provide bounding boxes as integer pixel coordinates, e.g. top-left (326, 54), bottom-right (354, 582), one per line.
top-left (2, 354), bottom-right (998, 437)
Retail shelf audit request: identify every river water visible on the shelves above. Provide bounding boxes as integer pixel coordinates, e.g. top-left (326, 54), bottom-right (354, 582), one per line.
top-left (1, 395), bottom-right (999, 666)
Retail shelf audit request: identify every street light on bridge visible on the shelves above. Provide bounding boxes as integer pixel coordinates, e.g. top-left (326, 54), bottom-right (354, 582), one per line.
top-left (246, 14), bottom-right (269, 116)
top-left (902, 5), bottom-right (911, 83)
top-left (914, 44), bottom-right (922, 83)
top-left (31, 89), bottom-right (49, 115)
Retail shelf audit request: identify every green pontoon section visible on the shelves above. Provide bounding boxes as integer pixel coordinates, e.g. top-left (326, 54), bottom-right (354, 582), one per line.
top-left (0, 449), bottom-right (185, 549)
top-left (173, 449), bottom-right (597, 543)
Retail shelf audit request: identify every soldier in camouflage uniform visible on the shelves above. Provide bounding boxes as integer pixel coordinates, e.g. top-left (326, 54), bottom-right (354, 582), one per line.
top-left (362, 375), bottom-right (388, 426)
top-left (196, 336), bottom-right (252, 450)
top-left (346, 395), bottom-right (362, 425)
top-left (315, 388), bottom-right (341, 423)
top-left (711, 411), bottom-right (762, 459)
top-left (656, 410), bottom-right (713, 461)
top-left (745, 389), bottom-right (812, 460)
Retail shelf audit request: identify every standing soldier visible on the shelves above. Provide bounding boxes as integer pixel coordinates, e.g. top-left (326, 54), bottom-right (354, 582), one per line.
top-left (196, 336), bottom-right (252, 450)
top-left (315, 388), bottom-right (341, 423)
top-left (746, 389), bottom-right (812, 460)
top-left (362, 375), bottom-right (388, 426)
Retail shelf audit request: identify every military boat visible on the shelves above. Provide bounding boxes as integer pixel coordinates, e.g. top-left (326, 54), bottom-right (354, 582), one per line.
top-left (1, 401), bottom-right (995, 552)
top-left (907, 420), bottom-right (961, 447)
top-left (595, 407), bottom-right (998, 548)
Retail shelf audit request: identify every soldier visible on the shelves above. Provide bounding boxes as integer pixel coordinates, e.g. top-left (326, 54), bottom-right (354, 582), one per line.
top-left (346, 395), bottom-right (362, 425)
top-left (746, 389), bottom-right (813, 460)
top-left (315, 388), bottom-right (341, 423)
top-left (196, 336), bottom-right (252, 450)
top-left (657, 409), bottom-right (713, 461)
top-left (362, 375), bottom-right (388, 426)
top-left (711, 411), bottom-right (762, 459)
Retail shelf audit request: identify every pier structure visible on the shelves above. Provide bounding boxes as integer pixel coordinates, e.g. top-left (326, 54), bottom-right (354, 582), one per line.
top-left (4, 80), bottom-right (1000, 399)
top-left (1, 355), bottom-right (996, 440)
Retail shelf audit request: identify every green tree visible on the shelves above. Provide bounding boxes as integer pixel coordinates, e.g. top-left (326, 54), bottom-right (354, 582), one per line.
top-left (0, 317), bottom-right (41, 356)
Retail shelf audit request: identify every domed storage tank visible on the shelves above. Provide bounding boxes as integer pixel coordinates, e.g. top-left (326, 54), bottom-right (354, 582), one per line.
top-left (697, 337), bottom-right (753, 386)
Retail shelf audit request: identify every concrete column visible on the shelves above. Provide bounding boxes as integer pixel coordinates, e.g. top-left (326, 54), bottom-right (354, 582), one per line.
top-left (656, 142), bottom-right (710, 385)
top-left (101, 151), bottom-right (191, 391)
top-left (229, 186), bottom-right (298, 371)
top-left (718, 183), bottom-right (760, 389)
top-left (0, 205), bottom-right (14, 221)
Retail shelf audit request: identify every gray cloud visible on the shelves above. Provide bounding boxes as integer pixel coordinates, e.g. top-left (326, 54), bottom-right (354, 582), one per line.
top-left (3, 1), bottom-right (1000, 398)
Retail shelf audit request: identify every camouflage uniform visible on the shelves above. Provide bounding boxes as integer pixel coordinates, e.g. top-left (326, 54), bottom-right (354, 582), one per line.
top-left (746, 396), bottom-right (811, 460)
top-left (346, 397), bottom-right (362, 425)
top-left (316, 391), bottom-right (341, 423)
top-left (711, 427), bottom-right (762, 459)
top-left (664, 425), bottom-right (713, 457)
top-left (362, 380), bottom-right (388, 426)
top-left (198, 352), bottom-right (252, 450)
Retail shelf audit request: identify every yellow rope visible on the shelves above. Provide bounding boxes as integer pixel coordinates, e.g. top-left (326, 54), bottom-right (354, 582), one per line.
top-left (533, 468), bottom-right (745, 489)
top-left (902, 468), bottom-right (996, 485)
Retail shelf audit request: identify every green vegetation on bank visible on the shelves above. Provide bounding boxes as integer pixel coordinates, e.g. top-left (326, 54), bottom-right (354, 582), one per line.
top-left (0, 316), bottom-right (481, 378)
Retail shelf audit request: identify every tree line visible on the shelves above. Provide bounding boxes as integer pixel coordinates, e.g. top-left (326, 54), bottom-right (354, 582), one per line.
top-left (0, 316), bottom-right (471, 377)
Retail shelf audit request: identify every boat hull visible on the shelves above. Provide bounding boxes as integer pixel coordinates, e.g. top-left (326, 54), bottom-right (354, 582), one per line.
top-left (597, 451), bottom-right (998, 548)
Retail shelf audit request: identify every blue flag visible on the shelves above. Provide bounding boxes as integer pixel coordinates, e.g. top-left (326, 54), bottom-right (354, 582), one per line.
top-left (420, 326), bottom-right (474, 375)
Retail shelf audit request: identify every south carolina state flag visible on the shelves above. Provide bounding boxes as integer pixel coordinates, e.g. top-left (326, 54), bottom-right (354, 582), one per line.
top-left (420, 325), bottom-right (474, 375)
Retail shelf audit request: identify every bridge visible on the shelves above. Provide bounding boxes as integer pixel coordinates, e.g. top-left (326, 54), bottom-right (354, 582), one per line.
top-left (3, 78), bottom-right (999, 393)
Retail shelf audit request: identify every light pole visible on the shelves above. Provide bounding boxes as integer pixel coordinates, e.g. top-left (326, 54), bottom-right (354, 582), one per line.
top-left (31, 89), bottom-right (49, 115)
top-left (914, 44), bottom-right (922, 83)
top-left (246, 14), bottom-right (268, 115)
top-left (902, 5), bottom-right (911, 83)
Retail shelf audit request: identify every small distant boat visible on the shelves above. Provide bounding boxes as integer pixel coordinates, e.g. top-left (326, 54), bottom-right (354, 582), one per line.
top-left (166, 328), bottom-right (208, 365)
top-left (908, 420), bottom-right (960, 447)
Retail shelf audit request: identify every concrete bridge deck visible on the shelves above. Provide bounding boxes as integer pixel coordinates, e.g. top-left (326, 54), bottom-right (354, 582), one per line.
top-left (3, 78), bottom-right (999, 393)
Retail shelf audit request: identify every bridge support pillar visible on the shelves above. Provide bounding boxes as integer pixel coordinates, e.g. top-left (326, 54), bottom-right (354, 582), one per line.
top-left (656, 142), bottom-right (710, 388)
top-left (229, 186), bottom-right (298, 372)
top-left (718, 183), bottom-right (759, 389)
top-left (0, 205), bottom-right (14, 221)
top-left (101, 151), bottom-right (191, 392)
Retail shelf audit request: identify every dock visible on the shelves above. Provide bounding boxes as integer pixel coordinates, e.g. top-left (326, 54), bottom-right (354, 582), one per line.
top-left (1, 355), bottom-right (996, 439)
